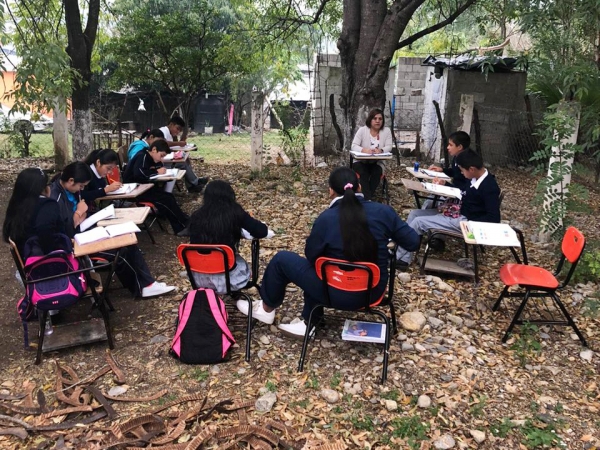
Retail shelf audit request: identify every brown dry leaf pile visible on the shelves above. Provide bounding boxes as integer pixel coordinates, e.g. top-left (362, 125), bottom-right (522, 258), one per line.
top-left (0, 156), bottom-right (599, 450)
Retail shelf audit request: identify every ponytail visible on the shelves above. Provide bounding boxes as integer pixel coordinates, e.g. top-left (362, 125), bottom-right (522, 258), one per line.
top-left (140, 128), bottom-right (164, 140)
top-left (83, 148), bottom-right (118, 166)
top-left (329, 167), bottom-right (378, 263)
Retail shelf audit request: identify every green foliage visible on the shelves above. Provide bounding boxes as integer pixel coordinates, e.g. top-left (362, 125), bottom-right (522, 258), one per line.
top-left (265, 380), bottom-right (277, 392)
top-left (530, 102), bottom-right (586, 235)
top-left (521, 420), bottom-right (565, 449)
top-left (380, 389), bottom-right (400, 402)
top-left (304, 374), bottom-right (319, 389)
top-left (329, 372), bottom-right (342, 388)
top-left (350, 414), bottom-right (375, 431)
top-left (191, 368), bottom-right (209, 382)
top-left (491, 418), bottom-right (517, 438)
top-left (509, 322), bottom-right (541, 367)
top-left (468, 394), bottom-right (488, 417)
top-left (389, 415), bottom-right (430, 450)
top-left (582, 297), bottom-right (600, 318)
top-left (573, 250), bottom-right (600, 284)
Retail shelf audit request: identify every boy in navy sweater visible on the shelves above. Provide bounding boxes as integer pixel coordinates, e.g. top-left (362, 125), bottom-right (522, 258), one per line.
top-left (396, 149), bottom-right (501, 266)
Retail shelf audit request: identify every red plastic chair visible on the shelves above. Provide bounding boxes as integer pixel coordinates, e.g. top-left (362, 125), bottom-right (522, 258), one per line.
top-left (492, 226), bottom-right (587, 345)
top-left (298, 249), bottom-right (398, 384)
top-left (177, 242), bottom-right (260, 361)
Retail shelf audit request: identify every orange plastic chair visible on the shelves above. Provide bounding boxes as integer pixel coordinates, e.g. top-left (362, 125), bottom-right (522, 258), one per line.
top-left (298, 249), bottom-right (398, 384)
top-left (492, 226), bottom-right (587, 345)
top-left (177, 242), bottom-right (260, 361)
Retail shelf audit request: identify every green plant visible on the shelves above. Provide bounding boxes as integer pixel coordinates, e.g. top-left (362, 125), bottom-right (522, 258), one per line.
top-left (582, 297), bottom-right (600, 318)
top-left (351, 414), bottom-right (375, 431)
top-left (468, 394), bottom-right (488, 417)
top-left (389, 415), bottom-right (430, 450)
top-left (304, 374), bottom-right (319, 389)
top-left (573, 250), bottom-right (600, 283)
top-left (510, 322), bottom-right (542, 367)
top-left (491, 418), bottom-right (517, 438)
top-left (265, 381), bottom-right (277, 392)
top-left (521, 420), bottom-right (565, 448)
top-left (330, 372), bottom-right (342, 388)
top-left (191, 368), bottom-right (209, 382)
top-left (380, 389), bottom-right (400, 402)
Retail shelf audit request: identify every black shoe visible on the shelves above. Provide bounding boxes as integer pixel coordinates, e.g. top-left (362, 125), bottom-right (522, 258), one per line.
top-left (396, 260), bottom-right (410, 272)
top-left (198, 177), bottom-right (209, 185)
top-left (428, 238), bottom-right (445, 252)
top-left (187, 184), bottom-right (204, 194)
top-left (176, 226), bottom-right (190, 237)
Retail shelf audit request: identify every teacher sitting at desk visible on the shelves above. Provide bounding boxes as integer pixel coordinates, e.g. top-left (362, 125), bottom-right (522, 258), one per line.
top-left (351, 108), bottom-right (393, 200)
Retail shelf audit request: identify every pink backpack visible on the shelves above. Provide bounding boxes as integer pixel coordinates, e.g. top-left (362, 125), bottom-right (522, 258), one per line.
top-left (171, 289), bottom-right (235, 364)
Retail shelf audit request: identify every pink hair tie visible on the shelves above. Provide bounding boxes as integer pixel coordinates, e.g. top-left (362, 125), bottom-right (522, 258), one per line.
top-left (344, 183), bottom-right (354, 190)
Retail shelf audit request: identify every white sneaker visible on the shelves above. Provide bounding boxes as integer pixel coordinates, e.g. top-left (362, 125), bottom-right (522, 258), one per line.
top-left (142, 282), bottom-right (176, 298)
top-left (278, 318), bottom-right (315, 340)
top-left (236, 299), bottom-right (275, 325)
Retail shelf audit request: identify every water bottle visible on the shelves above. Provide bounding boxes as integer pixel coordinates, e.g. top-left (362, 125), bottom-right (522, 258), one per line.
top-left (413, 161), bottom-right (420, 172)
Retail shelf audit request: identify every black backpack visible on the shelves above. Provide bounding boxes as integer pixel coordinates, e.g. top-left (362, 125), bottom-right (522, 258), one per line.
top-left (170, 289), bottom-right (235, 364)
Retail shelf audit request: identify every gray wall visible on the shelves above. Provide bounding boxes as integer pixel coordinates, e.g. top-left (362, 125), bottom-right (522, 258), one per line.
top-left (312, 54), bottom-right (344, 156)
top-left (394, 57), bottom-right (429, 130)
top-left (443, 71), bottom-right (528, 165)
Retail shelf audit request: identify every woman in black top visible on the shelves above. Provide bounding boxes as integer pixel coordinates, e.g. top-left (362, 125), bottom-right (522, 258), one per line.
top-left (189, 180), bottom-right (270, 293)
top-left (123, 140), bottom-right (190, 235)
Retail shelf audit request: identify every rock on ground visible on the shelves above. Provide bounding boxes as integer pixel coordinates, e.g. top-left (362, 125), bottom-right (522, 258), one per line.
top-left (469, 429), bottom-right (486, 443)
top-left (434, 434), bottom-right (456, 449)
top-left (417, 394), bottom-right (431, 408)
top-left (320, 389), bottom-right (340, 404)
top-left (399, 311), bottom-right (426, 331)
top-left (255, 392), bottom-right (277, 412)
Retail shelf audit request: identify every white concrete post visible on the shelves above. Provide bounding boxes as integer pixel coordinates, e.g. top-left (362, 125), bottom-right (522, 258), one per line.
top-left (53, 98), bottom-right (70, 168)
top-left (458, 94), bottom-right (474, 133)
top-left (251, 91), bottom-right (264, 172)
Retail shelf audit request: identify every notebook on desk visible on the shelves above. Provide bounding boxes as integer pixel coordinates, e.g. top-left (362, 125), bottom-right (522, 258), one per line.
top-left (422, 182), bottom-right (462, 200)
top-left (150, 168), bottom-right (179, 179)
top-left (350, 150), bottom-right (393, 158)
top-left (74, 221), bottom-right (141, 246)
top-left (80, 205), bottom-right (115, 232)
top-left (109, 183), bottom-right (138, 195)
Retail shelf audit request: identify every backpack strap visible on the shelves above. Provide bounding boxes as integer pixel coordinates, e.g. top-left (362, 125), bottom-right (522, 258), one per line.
top-left (204, 289), bottom-right (235, 344)
top-left (171, 291), bottom-right (196, 356)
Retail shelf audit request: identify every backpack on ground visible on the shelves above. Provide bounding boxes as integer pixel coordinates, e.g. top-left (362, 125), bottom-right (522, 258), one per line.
top-left (17, 234), bottom-right (87, 328)
top-left (170, 289), bottom-right (235, 364)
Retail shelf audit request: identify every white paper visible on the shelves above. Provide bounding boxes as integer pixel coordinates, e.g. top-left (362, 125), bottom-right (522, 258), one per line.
top-left (74, 227), bottom-right (110, 245)
top-left (110, 183), bottom-right (138, 195)
top-left (350, 150), bottom-right (392, 158)
top-left (79, 205), bottom-right (115, 232)
top-left (422, 182), bottom-right (462, 200)
top-left (171, 144), bottom-right (196, 150)
top-left (420, 168), bottom-right (450, 179)
top-left (465, 221), bottom-right (521, 247)
top-left (105, 221), bottom-right (141, 237)
top-left (341, 320), bottom-right (386, 344)
top-left (161, 153), bottom-right (175, 161)
top-left (241, 226), bottom-right (275, 240)
top-left (150, 168), bottom-right (179, 179)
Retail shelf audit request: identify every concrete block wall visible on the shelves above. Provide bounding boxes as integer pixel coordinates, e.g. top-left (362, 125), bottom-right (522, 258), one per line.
top-left (394, 57), bottom-right (428, 130)
top-left (312, 55), bottom-right (344, 155)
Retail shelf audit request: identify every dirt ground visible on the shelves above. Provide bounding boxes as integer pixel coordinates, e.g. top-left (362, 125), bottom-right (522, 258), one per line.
top-left (0, 156), bottom-right (599, 449)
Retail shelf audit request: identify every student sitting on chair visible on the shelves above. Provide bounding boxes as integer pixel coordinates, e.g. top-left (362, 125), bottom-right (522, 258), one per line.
top-left (351, 108), bottom-right (392, 201)
top-left (236, 167), bottom-right (419, 338)
top-left (4, 166), bottom-right (175, 298)
top-left (127, 128), bottom-right (165, 162)
top-left (160, 116), bottom-right (208, 193)
top-left (81, 149), bottom-right (123, 213)
top-left (189, 180), bottom-right (272, 294)
top-left (426, 131), bottom-right (470, 192)
top-left (395, 149), bottom-right (501, 269)
top-left (123, 139), bottom-right (191, 236)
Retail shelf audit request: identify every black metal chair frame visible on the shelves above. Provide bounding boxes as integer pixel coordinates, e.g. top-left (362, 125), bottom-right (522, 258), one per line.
top-left (349, 154), bottom-right (390, 204)
top-left (492, 231), bottom-right (587, 346)
top-left (178, 240), bottom-right (260, 362)
top-left (9, 241), bottom-right (114, 364)
top-left (298, 245), bottom-right (398, 384)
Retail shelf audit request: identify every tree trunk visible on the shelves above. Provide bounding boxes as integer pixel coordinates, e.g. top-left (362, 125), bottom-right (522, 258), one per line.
top-left (53, 98), bottom-right (70, 169)
top-left (65, 0), bottom-right (100, 160)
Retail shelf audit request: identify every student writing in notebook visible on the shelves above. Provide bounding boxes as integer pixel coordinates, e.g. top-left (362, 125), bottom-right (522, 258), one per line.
top-left (188, 180), bottom-right (272, 294)
top-left (395, 150), bottom-right (501, 269)
top-left (123, 139), bottom-right (190, 236)
top-left (160, 116), bottom-right (208, 193)
top-left (351, 108), bottom-right (393, 200)
top-left (236, 167), bottom-right (419, 339)
top-left (426, 131), bottom-right (470, 191)
top-left (48, 162), bottom-right (176, 298)
top-left (81, 149), bottom-right (123, 213)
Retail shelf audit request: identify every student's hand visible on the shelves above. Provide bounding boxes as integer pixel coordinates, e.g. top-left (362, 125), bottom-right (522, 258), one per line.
top-left (432, 177), bottom-right (446, 185)
top-left (157, 167), bottom-right (167, 174)
top-left (105, 182), bottom-right (123, 193)
top-left (178, 140), bottom-right (187, 146)
top-left (361, 147), bottom-right (370, 153)
top-left (428, 165), bottom-right (442, 172)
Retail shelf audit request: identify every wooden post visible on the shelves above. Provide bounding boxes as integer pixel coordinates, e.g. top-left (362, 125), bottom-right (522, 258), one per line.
top-left (539, 101), bottom-right (580, 242)
top-left (250, 91), bottom-right (264, 172)
top-left (53, 98), bottom-right (70, 169)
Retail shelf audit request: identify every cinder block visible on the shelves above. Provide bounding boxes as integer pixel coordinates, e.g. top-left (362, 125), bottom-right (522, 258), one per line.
top-left (411, 89), bottom-right (422, 96)
top-left (396, 79), bottom-right (411, 88)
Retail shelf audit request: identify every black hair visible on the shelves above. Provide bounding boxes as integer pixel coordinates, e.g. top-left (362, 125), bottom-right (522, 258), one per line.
top-left (328, 167), bottom-right (378, 263)
top-left (149, 139), bottom-right (171, 154)
top-left (60, 161), bottom-right (93, 183)
top-left (448, 131), bottom-right (470, 150)
top-left (190, 180), bottom-right (245, 245)
top-left (456, 149), bottom-right (484, 170)
top-left (140, 128), bottom-right (164, 140)
top-left (83, 148), bottom-right (119, 166)
top-left (365, 108), bottom-right (385, 129)
top-left (168, 116), bottom-right (185, 128)
top-left (3, 168), bottom-right (48, 244)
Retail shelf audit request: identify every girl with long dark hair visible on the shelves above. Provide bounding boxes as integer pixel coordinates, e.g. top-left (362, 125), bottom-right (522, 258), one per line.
top-left (81, 149), bottom-right (123, 211)
top-left (48, 162), bottom-right (175, 298)
top-left (189, 180), bottom-right (270, 293)
top-left (237, 167), bottom-right (420, 338)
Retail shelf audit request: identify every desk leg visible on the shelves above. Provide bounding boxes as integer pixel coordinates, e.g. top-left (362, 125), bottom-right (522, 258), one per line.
top-left (84, 271), bottom-right (115, 349)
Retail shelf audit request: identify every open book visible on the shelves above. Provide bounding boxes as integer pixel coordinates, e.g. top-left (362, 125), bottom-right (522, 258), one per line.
top-left (420, 168), bottom-right (450, 179)
top-left (171, 144), bottom-right (196, 151)
top-left (422, 182), bottom-right (462, 200)
top-left (341, 320), bottom-right (386, 344)
top-left (109, 183), bottom-right (138, 195)
top-left (74, 221), bottom-right (141, 246)
top-left (150, 168), bottom-right (178, 179)
top-left (350, 150), bottom-right (393, 158)
top-left (80, 205), bottom-right (115, 232)
top-left (162, 151), bottom-right (184, 161)
top-left (462, 221), bottom-right (521, 247)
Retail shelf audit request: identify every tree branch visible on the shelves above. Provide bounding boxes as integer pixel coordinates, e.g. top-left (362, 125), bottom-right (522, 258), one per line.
top-left (396, 0), bottom-right (476, 50)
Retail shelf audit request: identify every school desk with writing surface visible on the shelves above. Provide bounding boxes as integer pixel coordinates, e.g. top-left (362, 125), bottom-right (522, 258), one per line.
top-left (400, 177), bottom-right (460, 209)
top-left (161, 151), bottom-right (190, 165)
top-left (149, 169), bottom-right (186, 182)
top-left (97, 206), bottom-right (156, 245)
top-left (417, 221), bottom-right (526, 283)
top-left (102, 183), bottom-right (154, 202)
top-left (350, 152), bottom-right (393, 204)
